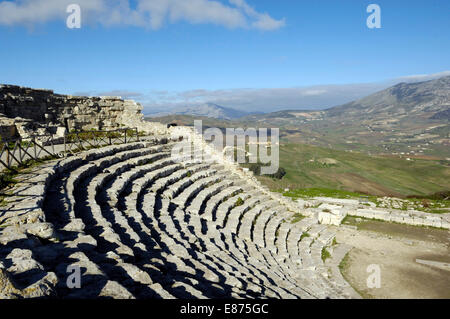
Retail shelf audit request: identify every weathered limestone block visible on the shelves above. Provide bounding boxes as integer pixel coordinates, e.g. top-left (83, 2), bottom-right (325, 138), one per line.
top-left (441, 221), bottom-right (450, 229)
top-left (5, 248), bottom-right (44, 273)
top-left (99, 281), bottom-right (135, 299)
top-left (403, 216), bottom-right (415, 225)
top-left (423, 216), bottom-right (440, 227)
top-left (376, 210), bottom-right (391, 222)
top-left (0, 84), bottom-right (153, 140)
top-left (391, 215), bottom-right (404, 224)
top-left (314, 197), bottom-right (360, 206)
top-left (62, 218), bottom-right (86, 232)
top-left (0, 264), bottom-right (57, 299)
top-left (0, 115), bottom-right (17, 140)
top-left (21, 222), bottom-right (57, 241)
top-left (353, 208), bottom-right (391, 222)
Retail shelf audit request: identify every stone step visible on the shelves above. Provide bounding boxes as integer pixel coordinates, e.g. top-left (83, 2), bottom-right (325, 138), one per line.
top-left (163, 167), bottom-right (218, 200)
top-left (186, 179), bottom-right (236, 216)
top-left (202, 186), bottom-right (244, 222)
top-left (172, 173), bottom-right (226, 209)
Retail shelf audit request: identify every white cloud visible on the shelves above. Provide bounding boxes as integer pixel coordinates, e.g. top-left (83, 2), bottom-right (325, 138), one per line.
top-left (228, 0), bottom-right (285, 30)
top-left (0, 0), bottom-right (285, 30)
top-left (395, 70), bottom-right (450, 83)
top-left (300, 89), bottom-right (327, 96)
top-left (72, 89), bottom-right (142, 99)
top-left (97, 90), bottom-right (143, 99)
top-left (0, 0), bottom-right (105, 26)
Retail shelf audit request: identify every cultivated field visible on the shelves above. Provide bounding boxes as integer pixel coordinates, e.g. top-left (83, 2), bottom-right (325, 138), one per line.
top-left (256, 143), bottom-right (450, 197)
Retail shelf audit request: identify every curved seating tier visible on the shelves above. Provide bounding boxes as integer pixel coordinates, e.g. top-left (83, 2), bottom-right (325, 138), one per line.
top-left (0, 139), bottom-right (359, 299)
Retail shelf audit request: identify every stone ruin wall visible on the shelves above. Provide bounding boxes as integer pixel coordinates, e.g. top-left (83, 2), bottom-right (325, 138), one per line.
top-left (0, 84), bottom-right (166, 141)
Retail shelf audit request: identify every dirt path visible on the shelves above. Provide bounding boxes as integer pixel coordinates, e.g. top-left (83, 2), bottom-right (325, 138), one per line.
top-left (334, 221), bottom-right (450, 299)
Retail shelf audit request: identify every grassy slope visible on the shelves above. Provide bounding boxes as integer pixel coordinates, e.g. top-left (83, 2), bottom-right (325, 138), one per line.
top-left (147, 116), bottom-right (449, 197)
top-left (256, 143), bottom-right (450, 197)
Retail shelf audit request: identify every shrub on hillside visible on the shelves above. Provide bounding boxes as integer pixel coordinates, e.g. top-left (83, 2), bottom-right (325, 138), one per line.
top-left (248, 163), bottom-right (286, 180)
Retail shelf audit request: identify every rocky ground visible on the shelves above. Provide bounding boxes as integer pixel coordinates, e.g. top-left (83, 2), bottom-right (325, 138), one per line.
top-left (335, 219), bottom-right (450, 299)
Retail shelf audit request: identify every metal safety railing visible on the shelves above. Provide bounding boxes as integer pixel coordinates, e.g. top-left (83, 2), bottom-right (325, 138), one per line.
top-left (0, 128), bottom-right (140, 170)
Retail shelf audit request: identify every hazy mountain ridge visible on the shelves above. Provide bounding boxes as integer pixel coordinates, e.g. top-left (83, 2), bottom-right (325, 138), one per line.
top-left (149, 76), bottom-right (450, 158)
top-left (149, 102), bottom-right (257, 120)
top-left (234, 76), bottom-right (450, 123)
top-left (239, 109), bottom-right (325, 121)
top-left (149, 76), bottom-right (450, 123)
top-left (324, 76), bottom-right (450, 120)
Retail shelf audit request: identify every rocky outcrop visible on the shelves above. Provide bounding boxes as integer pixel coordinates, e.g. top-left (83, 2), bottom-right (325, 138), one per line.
top-left (0, 84), bottom-right (160, 141)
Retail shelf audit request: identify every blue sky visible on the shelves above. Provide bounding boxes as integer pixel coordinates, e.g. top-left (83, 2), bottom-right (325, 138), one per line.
top-left (0, 0), bottom-right (449, 113)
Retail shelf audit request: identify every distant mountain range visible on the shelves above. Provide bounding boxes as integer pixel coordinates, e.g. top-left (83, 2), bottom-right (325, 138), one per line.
top-left (234, 75), bottom-right (450, 123)
top-left (148, 103), bottom-right (259, 120)
top-left (325, 75), bottom-right (450, 121)
top-left (149, 76), bottom-right (450, 157)
top-left (149, 76), bottom-right (450, 123)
